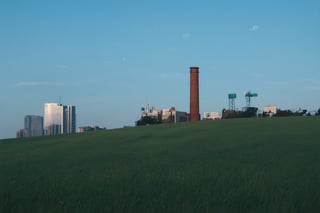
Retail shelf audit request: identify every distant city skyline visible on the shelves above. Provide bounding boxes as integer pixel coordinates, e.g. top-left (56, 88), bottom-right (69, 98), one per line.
top-left (1, 0), bottom-right (320, 139)
top-left (16, 103), bottom-right (76, 138)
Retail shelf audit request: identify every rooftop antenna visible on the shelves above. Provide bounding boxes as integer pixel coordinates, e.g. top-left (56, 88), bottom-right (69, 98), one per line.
top-left (146, 96), bottom-right (149, 113)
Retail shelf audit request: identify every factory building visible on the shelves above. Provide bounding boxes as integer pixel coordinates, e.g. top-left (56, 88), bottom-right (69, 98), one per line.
top-left (203, 112), bottom-right (222, 120)
top-left (137, 106), bottom-right (187, 126)
top-left (263, 105), bottom-right (277, 116)
top-left (162, 107), bottom-right (188, 123)
top-left (141, 106), bottom-right (161, 120)
top-left (137, 66), bottom-right (200, 126)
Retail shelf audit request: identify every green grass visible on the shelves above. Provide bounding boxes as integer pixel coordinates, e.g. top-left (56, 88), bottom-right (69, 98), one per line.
top-left (1, 117), bottom-right (320, 212)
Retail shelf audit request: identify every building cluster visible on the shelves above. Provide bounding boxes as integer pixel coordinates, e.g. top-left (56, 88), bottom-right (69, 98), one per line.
top-left (137, 66), bottom-right (319, 126)
top-left (136, 106), bottom-right (188, 126)
top-left (262, 105), bottom-right (319, 117)
top-left (203, 104), bottom-right (319, 121)
top-left (44, 103), bottom-right (76, 135)
top-left (17, 103), bottom-right (76, 138)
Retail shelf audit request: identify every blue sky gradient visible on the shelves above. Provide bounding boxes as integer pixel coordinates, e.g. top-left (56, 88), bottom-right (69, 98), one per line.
top-left (1, 0), bottom-right (320, 138)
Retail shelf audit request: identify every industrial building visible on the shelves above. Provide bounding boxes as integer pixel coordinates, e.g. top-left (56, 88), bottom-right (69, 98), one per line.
top-left (203, 112), bottom-right (222, 120)
top-left (263, 105), bottom-right (277, 116)
top-left (162, 107), bottom-right (188, 123)
top-left (137, 106), bottom-right (188, 126)
top-left (141, 106), bottom-right (161, 120)
top-left (137, 66), bottom-right (200, 125)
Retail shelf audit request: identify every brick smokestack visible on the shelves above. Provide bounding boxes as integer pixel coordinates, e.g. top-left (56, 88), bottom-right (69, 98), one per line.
top-left (189, 67), bottom-right (200, 121)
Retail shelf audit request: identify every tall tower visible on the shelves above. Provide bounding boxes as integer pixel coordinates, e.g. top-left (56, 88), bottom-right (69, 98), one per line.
top-left (244, 91), bottom-right (258, 107)
top-left (228, 93), bottom-right (237, 111)
top-left (189, 67), bottom-right (200, 121)
top-left (63, 105), bottom-right (76, 134)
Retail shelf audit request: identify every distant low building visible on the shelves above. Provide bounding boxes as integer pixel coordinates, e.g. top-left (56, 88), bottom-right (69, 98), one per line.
top-left (162, 107), bottom-right (188, 123)
top-left (16, 129), bottom-right (27, 138)
top-left (203, 112), bottom-right (222, 120)
top-left (264, 105), bottom-right (277, 116)
top-left (137, 106), bottom-right (188, 126)
top-left (77, 125), bottom-right (106, 133)
top-left (222, 107), bottom-right (258, 119)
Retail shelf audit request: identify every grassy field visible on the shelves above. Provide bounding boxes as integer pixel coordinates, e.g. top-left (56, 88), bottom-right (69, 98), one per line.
top-left (0, 117), bottom-right (320, 212)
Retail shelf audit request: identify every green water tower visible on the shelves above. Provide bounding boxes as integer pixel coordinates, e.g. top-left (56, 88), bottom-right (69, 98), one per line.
top-left (244, 91), bottom-right (258, 107)
top-left (228, 93), bottom-right (237, 110)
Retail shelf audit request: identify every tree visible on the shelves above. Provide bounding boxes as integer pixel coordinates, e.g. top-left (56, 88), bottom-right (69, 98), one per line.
top-left (136, 116), bottom-right (162, 126)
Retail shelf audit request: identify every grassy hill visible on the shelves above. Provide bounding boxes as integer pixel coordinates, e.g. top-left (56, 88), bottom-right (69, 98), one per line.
top-left (1, 117), bottom-right (320, 212)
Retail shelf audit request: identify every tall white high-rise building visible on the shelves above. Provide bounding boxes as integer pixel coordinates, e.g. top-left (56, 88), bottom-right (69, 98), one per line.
top-left (44, 103), bottom-right (76, 135)
top-left (44, 103), bottom-right (64, 135)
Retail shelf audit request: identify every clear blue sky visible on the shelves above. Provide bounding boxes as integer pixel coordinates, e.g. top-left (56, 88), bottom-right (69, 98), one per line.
top-left (1, 0), bottom-right (319, 139)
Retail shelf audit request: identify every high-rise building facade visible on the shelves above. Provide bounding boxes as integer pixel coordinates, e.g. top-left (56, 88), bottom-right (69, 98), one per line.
top-left (44, 103), bottom-right (76, 135)
top-left (16, 115), bottom-right (43, 138)
top-left (63, 105), bottom-right (76, 134)
top-left (44, 103), bottom-right (64, 135)
top-left (24, 115), bottom-right (43, 137)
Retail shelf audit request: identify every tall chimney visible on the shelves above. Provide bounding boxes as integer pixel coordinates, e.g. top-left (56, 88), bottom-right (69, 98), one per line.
top-left (189, 67), bottom-right (200, 121)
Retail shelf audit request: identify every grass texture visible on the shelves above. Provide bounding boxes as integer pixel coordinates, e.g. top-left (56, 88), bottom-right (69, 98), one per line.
top-left (0, 117), bottom-right (320, 212)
